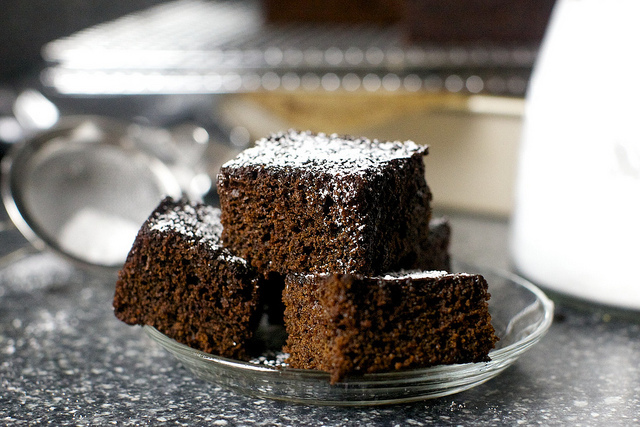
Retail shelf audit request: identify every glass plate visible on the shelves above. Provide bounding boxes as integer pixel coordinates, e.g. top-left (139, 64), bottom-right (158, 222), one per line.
top-left (144, 263), bottom-right (554, 406)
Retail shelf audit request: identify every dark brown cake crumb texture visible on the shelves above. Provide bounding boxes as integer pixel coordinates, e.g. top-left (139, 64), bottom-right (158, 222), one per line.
top-left (217, 130), bottom-right (433, 275)
top-left (283, 273), bottom-right (498, 384)
top-left (113, 198), bottom-right (261, 360)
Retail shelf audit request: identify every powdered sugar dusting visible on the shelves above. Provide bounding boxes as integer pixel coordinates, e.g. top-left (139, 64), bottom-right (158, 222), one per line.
top-left (150, 199), bottom-right (222, 242)
top-left (300, 270), bottom-right (468, 281)
top-left (148, 198), bottom-right (246, 265)
top-left (221, 130), bottom-right (427, 175)
top-left (379, 270), bottom-right (462, 280)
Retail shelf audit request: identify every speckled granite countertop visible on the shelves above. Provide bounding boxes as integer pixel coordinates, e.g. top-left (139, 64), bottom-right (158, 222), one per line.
top-left (1, 207), bottom-right (639, 426)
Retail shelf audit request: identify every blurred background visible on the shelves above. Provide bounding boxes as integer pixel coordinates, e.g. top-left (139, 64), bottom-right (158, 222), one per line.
top-left (0, 0), bottom-right (556, 218)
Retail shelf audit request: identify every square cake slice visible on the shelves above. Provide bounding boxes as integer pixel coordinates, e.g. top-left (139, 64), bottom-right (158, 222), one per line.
top-left (283, 271), bottom-right (498, 383)
top-left (217, 130), bottom-right (432, 275)
top-left (113, 197), bottom-right (262, 360)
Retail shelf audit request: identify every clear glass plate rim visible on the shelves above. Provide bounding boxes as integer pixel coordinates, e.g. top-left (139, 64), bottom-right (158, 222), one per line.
top-left (143, 264), bottom-right (555, 384)
top-left (146, 324), bottom-right (500, 383)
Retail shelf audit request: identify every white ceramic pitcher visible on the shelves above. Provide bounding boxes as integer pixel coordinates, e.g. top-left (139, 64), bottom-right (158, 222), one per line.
top-left (510, 0), bottom-right (640, 310)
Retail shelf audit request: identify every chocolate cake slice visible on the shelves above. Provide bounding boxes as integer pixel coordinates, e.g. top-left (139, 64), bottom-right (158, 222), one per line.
top-left (217, 129), bottom-right (433, 276)
top-left (113, 197), bottom-right (262, 360)
top-left (283, 271), bottom-right (498, 384)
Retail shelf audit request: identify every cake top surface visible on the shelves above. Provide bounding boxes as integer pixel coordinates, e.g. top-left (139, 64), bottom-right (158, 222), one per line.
top-left (379, 270), bottom-right (468, 280)
top-left (297, 270), bottom-right (470, 281)
top-left (146, 197), bottom-right (245, 265)
top-left (221, 130), bottom-right (428, 175)
top-left (149, 197), bottom-right (223, 240)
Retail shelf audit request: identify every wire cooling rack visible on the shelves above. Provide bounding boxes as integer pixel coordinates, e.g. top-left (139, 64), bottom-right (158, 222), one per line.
top-left (41, 0), bottom-right (536, 96)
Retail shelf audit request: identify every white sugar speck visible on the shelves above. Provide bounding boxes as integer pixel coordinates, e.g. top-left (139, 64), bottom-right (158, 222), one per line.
top-left (380, 270), bottom-right (454, 280)
top-left (221, 129), bottom-right (427, 175)
top-left (148, 198), bottom-right (246, 266)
